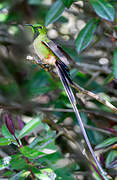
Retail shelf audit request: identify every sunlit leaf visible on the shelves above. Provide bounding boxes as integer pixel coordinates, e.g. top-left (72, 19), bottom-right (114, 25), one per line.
top-left (20, 146), bottom-right (45, 159)
top-left (0, 137), bottom-right (11, 146)
top-left (19, 114), bottom-right (43, 138)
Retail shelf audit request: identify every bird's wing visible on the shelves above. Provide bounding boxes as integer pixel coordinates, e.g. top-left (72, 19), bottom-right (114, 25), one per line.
top-left (41, 40), bottom-right (69, 66)
top-left (42, 40), bottom-right (75, 88)
top-left (56, 60), bottom-right (75, 104)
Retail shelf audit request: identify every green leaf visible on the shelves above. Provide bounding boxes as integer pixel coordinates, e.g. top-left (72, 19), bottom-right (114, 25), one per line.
top-left (1, 125), bottom-right (14, 140)
top-left (106, 150), bottom-right (117, 168)
top-left (0, 137), bottom-right (11, 146)
top-left (45, 0), bottom-right (65, 26)
top-left (89, 0), bottom-right (115, 22)
top-left (39, 141), bottom-right (57, 155)
top-left (75, 19), bottom-right (99, 54)
top-left (95, 137), bottom-right (117, 150)
top-left (29, 130), bottom-right (56, 148)
top-left (112, 48), bottom-right (117, 79)
top-left (3, 170), bottom-right (14, 177)
top-left (10, 157), bottom-right (27, 170)
top-left (19, 114), bottom-right (43, 138)
top-left (62, 0), bottom-right (73, 8)
top-left (37, 151), bottom-right (77, 180)
top-left (37, 152), bottom-right (62, 166)
top-left (20, 146), bottom-right (45, 159)
top-left (29, 86), bottom-right (51, 96)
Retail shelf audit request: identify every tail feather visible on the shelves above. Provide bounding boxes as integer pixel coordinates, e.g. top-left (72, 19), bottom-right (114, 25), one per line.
top-left (56, 61), bottom-right (72, 84)
top-left (56, 61), bottom-right (75, 104)
top-left (56, 60), bottom-right (106, 175)
top-left (57, 60), bottom-right (70, 74)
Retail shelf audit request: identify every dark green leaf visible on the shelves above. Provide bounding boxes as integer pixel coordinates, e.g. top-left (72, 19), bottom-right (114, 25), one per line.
top-left (0, 137), bottom-right (11, 146)
top-left (25, 70), bottom-right (52, 97)
top-left (62, 0), bottom-right (73, 8)
top-left (29, 86), bottom-right (51, 96)
top-left (45, 0), bottom-right (65, 26)
top-left (75, 19), bottom-right (99, 54)
top-left (89, 0), bottom-right (115, 22)
top-left (60, 45), bottom-right (81, 62)
top-left (19, 114), bottom-right (43, 138)
top-left (95, 137), bottom-right (117, 150)
top-left (106, 150), bottom-right (117, 168)
top-left (87, 129), bottom-right (104, 145)
top-left (112, 48), bottom-right (117, 79)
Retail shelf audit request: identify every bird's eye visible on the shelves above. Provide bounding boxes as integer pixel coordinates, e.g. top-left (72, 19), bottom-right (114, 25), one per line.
top-left (38, 26), bottom-right (42, 29)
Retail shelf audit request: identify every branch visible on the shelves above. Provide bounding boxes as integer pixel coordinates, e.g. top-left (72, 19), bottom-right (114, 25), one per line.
top-left (74, 62), bottom-right (111, 74)
top-left (26, 55), bottom-right (117, 114)
top-left (72, 82), bottom-right (117, 114)
top-left (40, 108), bottom-right (114, 135)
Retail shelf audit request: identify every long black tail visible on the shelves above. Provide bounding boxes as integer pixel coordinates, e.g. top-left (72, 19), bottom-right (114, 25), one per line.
top-left (56, 60), bottom-right (106, 175)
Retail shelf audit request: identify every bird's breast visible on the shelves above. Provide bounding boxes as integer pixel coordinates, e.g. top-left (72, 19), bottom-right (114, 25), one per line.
top-left (33, 39), bottom-right (56, 66)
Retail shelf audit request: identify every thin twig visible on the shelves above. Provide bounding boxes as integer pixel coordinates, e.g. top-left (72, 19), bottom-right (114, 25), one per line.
top-left (38, 107), bottom-right (117, 122)
top-left (39, 108), bottom-right (113, 135)
top-left (72, 82), bottom-right (117, 114)
top-left (74, 62), bottom-right (111, 74)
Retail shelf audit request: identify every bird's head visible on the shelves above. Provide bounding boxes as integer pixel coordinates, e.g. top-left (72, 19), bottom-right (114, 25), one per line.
top-left (25, 24), bottom-right (47, 40)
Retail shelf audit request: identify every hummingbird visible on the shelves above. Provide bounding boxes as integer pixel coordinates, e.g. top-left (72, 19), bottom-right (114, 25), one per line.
top-left (25, 24), bottom-right (106, 175)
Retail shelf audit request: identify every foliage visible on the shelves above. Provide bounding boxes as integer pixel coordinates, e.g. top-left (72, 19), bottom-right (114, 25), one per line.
top-left (0, 0), bottom-right (117, 179)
